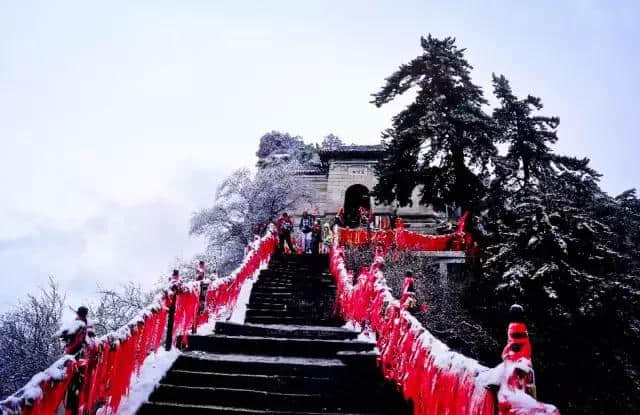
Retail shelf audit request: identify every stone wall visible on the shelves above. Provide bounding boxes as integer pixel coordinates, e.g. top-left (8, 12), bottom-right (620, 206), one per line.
top-left (293, 156), bottom-right (437, 221)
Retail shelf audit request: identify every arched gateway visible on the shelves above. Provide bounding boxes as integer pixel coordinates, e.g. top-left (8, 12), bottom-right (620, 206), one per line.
top-left (344, 184), bottom-right (370, 227)
top-left (293, 144), bottom-right (438, 232)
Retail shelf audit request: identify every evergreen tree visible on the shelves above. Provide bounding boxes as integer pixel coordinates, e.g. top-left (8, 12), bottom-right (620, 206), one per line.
top-left (371, 33), bottom-right (640, 414)
top-left (371, 35), bottom-right (496, 210)
top-left (479, 155), bottom-right (640, 413)
top-left (320, 134), bottom-right (344, 150)
top-left (492, 74), bottom-right (559, 188)
top-left (256, 130), bottom-right (315, 166)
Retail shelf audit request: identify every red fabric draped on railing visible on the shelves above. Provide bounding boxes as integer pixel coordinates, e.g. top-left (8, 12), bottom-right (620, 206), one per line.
top-left (337, 212), bottom-right (472, 253)
top-left (1, 227), bottom-right (278, 415)
top-left (331, 225), bottom-right (559, 415)
top-left (330, 228), bottom-right (495, 415)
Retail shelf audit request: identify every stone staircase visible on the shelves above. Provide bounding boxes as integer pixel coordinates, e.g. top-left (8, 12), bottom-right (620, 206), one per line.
top-left (137, 255), bottom-right (412, 414)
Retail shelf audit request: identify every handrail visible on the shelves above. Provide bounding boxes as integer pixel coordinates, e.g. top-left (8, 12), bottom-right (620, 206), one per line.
top-left (331, 225), bottom-right (559, 415)
top-left (337, 211), bottom-right (473, 253)
top-left (0, 226), bottom-right (278, 415)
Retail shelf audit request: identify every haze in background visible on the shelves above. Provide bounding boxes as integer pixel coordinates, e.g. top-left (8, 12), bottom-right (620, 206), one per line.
top-left (1, 0), bottom-right (638, 309)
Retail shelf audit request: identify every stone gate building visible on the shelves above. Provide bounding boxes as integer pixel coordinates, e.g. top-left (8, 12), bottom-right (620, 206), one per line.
top-left (293, 144), bottom-right (440, 233)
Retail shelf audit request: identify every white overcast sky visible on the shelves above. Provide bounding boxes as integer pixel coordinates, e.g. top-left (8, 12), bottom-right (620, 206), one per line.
top-left (1, 1), bottom-right (638, 310)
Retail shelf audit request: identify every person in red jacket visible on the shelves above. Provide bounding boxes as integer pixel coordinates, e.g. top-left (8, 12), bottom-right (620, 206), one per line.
top-left (400, 271), bottom-right (417, 311)
top-left (276, 212), bottom-right (295, 254)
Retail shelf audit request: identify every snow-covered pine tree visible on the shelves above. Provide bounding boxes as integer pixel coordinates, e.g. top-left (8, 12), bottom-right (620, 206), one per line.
top-left (480, 153), bottom-right (640, 413)
top-left (492, 74), bottom-right (559, 188)
top-left (190, 161), bottom-right (312, 274)
top-left (320, 134), bottom-right (344, 150)
top-left (371, 35), bottom-right (496, 210)
top-left (256, 131), bottom-right (316, 167)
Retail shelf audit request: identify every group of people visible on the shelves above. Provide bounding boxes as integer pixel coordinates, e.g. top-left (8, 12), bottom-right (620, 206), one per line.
top-left (276, 211), bottom-right (334, 255)
top-left (275, 207), bottom-right (407, 255)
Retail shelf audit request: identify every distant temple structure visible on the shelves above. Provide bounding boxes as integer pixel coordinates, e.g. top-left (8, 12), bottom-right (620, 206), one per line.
top-left (293, 144), bottom-right (441, 233)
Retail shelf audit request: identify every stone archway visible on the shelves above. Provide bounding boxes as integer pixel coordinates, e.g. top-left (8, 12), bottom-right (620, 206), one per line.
top-left (344, 184), bottom-right (370, 227)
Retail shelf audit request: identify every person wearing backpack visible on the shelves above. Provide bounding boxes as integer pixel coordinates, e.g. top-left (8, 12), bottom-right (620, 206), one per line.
top-left (277, 212), bottom-right (295, 254)
top-left (299, 211), bottom-right (315, 254)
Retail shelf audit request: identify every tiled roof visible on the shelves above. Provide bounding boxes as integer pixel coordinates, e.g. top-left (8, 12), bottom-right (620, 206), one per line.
top-left (322, 144), bottom-right (384, 153)
top-left (295, 166), bottom-right (326, 175)
top-left (319, 144), bottom-right (385, 161)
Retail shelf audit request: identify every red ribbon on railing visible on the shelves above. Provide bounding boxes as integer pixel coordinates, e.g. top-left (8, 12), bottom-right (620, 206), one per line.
top-left (337, 212), bottom-right (472, 253)
top-left (330, 226), bottom-right (496, 415)
top-left (21, 361), bottom-right (76, 415)
top-left (330, 224), bottom-right (558, 415)
top-left (1, 227), bottom-right (278, 415)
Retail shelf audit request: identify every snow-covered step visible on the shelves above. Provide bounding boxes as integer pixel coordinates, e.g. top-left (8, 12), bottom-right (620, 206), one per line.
top-left (214, 322), bottom-right (360, 341)
top-left (147, 384), bottom-right (394, 412)
top-left (135, 255), bottom-right (411, 415)
top-left (137, 402), bottom-right (387, 415)
top-left (175, 352), bottom-right (350, 377)
top-left (186, 334), bottom-right (375, 357)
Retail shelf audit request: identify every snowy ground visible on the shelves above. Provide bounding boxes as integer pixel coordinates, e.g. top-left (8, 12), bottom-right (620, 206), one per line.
top-left (229, 260), bottom-right (268, 325)
top-left (115, 348), bottom-right (180, 415)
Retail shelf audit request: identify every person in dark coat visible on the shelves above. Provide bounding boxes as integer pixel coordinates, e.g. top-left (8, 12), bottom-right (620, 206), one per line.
top-left (56, 306), bottom-right (94, 356)
top-left (331, 208), bottom-right (346, 229)
top-left (55, 306), bottom-right (95, 415)
top-left (276, 212), bottom-right (295, 254)
top-left (389, 209), bottom-right (398, 230)
top-left (310, 220), bottom-right (322, 254)
top-left (299, 211), bottom-right (315, 254)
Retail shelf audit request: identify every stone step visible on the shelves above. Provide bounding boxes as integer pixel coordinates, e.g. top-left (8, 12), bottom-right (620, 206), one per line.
top-left (245, 310), bottom-right (330, 320)
top-left (160, 370), bottom-right (376, 394)
top-left (175, 352), bottom-right (349, 377)
top-left (252, 282), bottom-right (294, 288)
top-left (254, 279), bottom-right (334, 286)
top-left (245, 308), bottom-right (320, 316)
top-left (214, 322), bottom-right (359, 341)
top-left (248, 297), bottom-right (334, 306)
top-left (244, 316), bottom-right (341, 326)
top-left (249, 291), bottom-right (297, 298)
top-left (249, 291), bottom-right (293, 297)
top-left (134, 254), bottom-right (413, 415)
top-left (186, 335), bottom-right (374, 357)
top-left (138, 402), bottom-right (386, 415)
top-left (148, 385), bottom-right (386, 412)
top-left (245, 301), bottom-right (287, 309)
top-left (255, 278), bottom-right (335, 289)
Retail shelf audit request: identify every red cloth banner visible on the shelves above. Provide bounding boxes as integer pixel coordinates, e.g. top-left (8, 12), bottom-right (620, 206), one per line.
top-left (330, 229), bottom-right (496, 415)
top-left (1, 227), bottom-right (278, 415)
top-left (337, 212), bottom-right (472, 253)
top-left (331, 224), bottom-right (558, 415)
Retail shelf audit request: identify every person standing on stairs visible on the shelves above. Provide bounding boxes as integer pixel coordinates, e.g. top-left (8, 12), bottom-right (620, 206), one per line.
top-left (310, 219), bottom-right (322, 254)
top-left (331, 207), bottom-right (346, 228)
top-left (322, 222), bottom-right (332, 253)
top-left (276, 212), bottom-right (295, 254)
top-left (299, 210), bottom-right (315, 254)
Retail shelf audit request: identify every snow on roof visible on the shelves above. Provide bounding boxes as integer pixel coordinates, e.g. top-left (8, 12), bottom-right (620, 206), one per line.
top-left (319, 144), bottom-right (385, 161)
